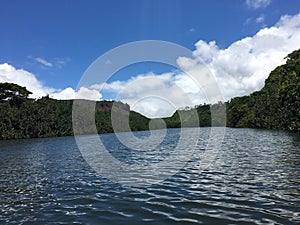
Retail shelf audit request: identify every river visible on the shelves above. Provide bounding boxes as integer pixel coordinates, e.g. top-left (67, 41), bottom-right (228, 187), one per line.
top-left (0, 128), bottom-right (299, 224)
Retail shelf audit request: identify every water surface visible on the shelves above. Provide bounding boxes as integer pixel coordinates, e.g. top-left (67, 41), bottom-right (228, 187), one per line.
top-left (0, 128), bottom-right (299, 224)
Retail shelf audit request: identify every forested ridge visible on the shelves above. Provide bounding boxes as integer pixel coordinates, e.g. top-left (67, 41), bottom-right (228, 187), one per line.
top-left (166, 49), bottom-right (300, 132)
top-left (0, 90), bottom-right (150, 140)
top-left (0, 49), bottom-right (299, 140)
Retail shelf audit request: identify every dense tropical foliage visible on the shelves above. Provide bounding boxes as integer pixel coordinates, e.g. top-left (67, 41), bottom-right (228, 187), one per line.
top-left (226, 49), bottom-right (300, 132)
top-left (166, 49), bottom-right (300, 132)
top-left (0, 49), bottom-right (299, 140)
top-left (0, 86), bottom-right (150, 140)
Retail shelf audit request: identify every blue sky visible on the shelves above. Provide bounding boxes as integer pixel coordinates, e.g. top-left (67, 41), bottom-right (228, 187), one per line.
top-left (1, 0), bottom-right (300, 117)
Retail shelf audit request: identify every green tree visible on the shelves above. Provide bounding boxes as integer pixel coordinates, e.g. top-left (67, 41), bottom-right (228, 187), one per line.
top-left (0, 82), bottom-right (32, 107)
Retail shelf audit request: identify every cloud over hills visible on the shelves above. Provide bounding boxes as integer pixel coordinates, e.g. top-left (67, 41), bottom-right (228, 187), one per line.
top-left (184, 13), bottom-right (300, 100)
top-left (0, 63), bottom-right (55, 98)
top-left (0, 63), bottom-right (101, 101)
top-left (1, 13), bottom-right (300, 118)
top-left (101, 13), bottom-right (300, 117)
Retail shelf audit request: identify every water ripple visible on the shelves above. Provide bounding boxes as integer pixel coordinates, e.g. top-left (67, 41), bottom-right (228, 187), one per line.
top-left (0, 128), bottom-right (299, 224)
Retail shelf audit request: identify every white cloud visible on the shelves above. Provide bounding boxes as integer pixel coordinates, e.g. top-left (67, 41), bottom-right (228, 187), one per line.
top-left (0, 63), bottom-right (55, 98)
top-left (246, 0), bottom-right (272, 9)
top-left (0, 63), bottom-right (101, 101)
top-left (1, 13), bottom-right (299, 118)
top-left (50, 87), bottom-right (76, 99)
top-left (179, 13), bottom-right (300, 100)
top-left (35, 57), bottom-right (53, 67)
top-left (96, 72), bottom-right (204, 118)
top-left (50, 87), bottom-right (102, 101)
top-left (99, 13), bottom-right (300, 117)
top-left (256, 14), bottom-right (265, 23)
top-left (75, 87), bottom-right (102, 101)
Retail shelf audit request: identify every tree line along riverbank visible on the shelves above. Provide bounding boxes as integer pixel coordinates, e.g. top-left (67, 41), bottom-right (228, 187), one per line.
top-left (0, 49), bottom-right (299, 140)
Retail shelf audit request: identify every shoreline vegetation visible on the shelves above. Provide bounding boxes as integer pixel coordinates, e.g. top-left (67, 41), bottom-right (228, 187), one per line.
top-left (0, 49), bottom-right (299, 140)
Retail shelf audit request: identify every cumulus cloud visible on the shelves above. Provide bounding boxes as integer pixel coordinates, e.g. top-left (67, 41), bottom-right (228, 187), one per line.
top-left (178, 13), bottom-right (300, 100)
top-left (246, 0), bottom-right (271, 9)
top-left (50, 87), bottom-right (76, 99)
top-left (35, 57), bottom-right (53, 67)
top-left (50, 87), bottom-right (102, 101)
top-left (98, 13), bottom-right (300, 117)
top-left (75, 87), bottom-right (102, 101)
top-left (98, 61), bottom-right (224, 118)
top-left (95, 71), bottom-right (213, 118)
top-left (0, 63), bottom-right (55, 98)
top-left (0, 63), bottom-right (101, 101)
top-left (1, 13), bottom-right (299, 118)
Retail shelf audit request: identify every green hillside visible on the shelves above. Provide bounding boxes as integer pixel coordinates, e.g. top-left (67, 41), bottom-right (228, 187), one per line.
top-left (0, 49), bottom-right (299, 140)
top-left (0, 89), bottom-right (149, 140)
top-left (165, 49), bottom-right (300, 133)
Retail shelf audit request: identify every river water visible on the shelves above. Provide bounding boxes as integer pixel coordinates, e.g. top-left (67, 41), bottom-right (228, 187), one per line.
top-left (0, 128), bottom-right (299, 224)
